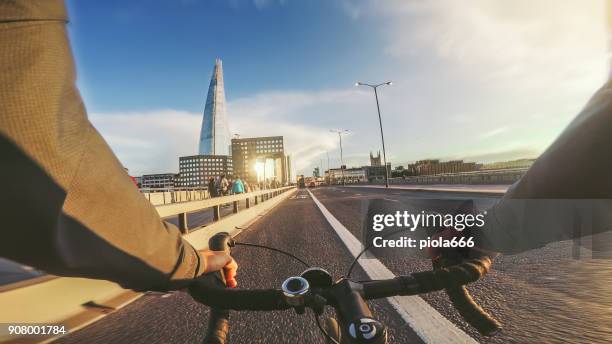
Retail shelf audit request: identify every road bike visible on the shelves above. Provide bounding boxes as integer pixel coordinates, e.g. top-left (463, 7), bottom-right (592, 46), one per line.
top-left (189, 232), bottom-right (501, 344)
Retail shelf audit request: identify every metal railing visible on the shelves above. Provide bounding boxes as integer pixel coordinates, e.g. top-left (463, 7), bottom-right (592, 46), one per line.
top-left (381, 167), bottom-right (529, 185)
top-left (140, 186), bottom-right (209, 205)
top-left (156, 186), bottom-right (295, 234)
top-left (139, 185), bottom-right (285, 205)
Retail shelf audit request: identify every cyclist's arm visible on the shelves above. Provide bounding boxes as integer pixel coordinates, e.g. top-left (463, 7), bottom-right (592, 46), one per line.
top-left (0, 0), bottom-right (205, 291)
top-left (478, 80), bottom-right (612, 254)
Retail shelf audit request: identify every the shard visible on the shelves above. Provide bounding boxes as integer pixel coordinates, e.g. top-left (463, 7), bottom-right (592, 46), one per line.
top-left (199, 58), bottom-right (231, 155)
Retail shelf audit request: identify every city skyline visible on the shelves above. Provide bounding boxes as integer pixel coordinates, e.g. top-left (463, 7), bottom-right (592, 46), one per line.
top-left (72, 1), bottom-right (609, 176)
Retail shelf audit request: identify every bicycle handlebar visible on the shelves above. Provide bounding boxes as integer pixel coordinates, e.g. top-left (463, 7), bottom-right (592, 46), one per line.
top-left (202, 232), bottom-right (232, 344)
top-left (190, 275), bottom-right (291, 311)
top-left (192, 232), bottom-right (501, 343)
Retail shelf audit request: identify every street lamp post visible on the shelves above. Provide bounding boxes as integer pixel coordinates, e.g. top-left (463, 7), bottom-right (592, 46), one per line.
top-left (356, 81), bottom-right (392, 188)
top-left (326, 151), bottom-right (330, 184)
top-left (320, 159), bottom-right (323, 179)
top-left (330, 129), bottom-right (349, 186)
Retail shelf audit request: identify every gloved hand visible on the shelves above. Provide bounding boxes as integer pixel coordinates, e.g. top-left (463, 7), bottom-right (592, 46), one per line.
top-left (427, 200), bottom-right (499, 269)
top-left (428, 227), bottom-right (499, 270)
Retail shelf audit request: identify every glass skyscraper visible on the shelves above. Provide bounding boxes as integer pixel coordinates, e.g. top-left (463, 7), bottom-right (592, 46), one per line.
top-left (198, 59), bottom-right (231, 156)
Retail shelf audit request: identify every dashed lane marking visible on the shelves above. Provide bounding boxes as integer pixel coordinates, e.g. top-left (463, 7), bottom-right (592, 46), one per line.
top-left (307, 189), bottom-right (478, 344)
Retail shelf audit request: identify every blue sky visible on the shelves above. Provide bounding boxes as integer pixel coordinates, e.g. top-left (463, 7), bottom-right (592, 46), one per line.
top-left (67, 0), bottom-right (609, 176)
top-left (68, 0), bottom-right (384, 112)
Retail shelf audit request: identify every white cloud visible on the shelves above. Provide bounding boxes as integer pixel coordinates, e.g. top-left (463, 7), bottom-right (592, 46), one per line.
top-left (90, 1), bottom-right (608, 178)
top-left (346, 0), bottom-right (608, 166)
top-left (90, 110), bottom-right (201, 176)
top-left (375, 0), bottom-right (607, 84)
top-left (227, 88), bottom-right (376, 175)
top-left (453, 146), bottom-right (541, 164)
top-left (89, 99), bottom-right (347, 176)
top-left (480, 126), bottom-right (509, 139)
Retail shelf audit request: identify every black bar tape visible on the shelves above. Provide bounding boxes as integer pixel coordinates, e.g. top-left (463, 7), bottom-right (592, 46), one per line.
top-left (446, 285), bottom-right (502, 336)
top-left (203, 309), bottom-right (230, 344)
top-left (189, 273), bottom-right (290, 311)
top-left (411, 256), bottom-right (501, 336)
top-left (411, 256), bottom-right (492, 293)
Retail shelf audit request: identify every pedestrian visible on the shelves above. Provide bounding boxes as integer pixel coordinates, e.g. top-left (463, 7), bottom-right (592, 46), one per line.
top-left (220, 175), bottom-right (229, 196)
top-left (207, 177), bottom-right (216, 198)
top-left (218, 176), bottom-right (223, 195)
top-left (232, 176), bottom-right (245, 194)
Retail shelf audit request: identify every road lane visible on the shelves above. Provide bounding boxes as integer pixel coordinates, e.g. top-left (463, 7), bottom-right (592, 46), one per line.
top-left (308, 188), bottom-right (477, 344)
top-left (57, 189), bottom-right (422, 344)
top-left (311, 186), bottom-right (612, 344)
top-left (0, 258), bottom-right (45, 286)
top-left (54, 186), bottom-right (612, 344)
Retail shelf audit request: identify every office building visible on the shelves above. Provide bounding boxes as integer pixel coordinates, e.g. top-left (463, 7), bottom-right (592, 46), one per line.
top-left (231, 136), bottom-right (288, 186)
top-left (179, 155), bottom-right (233, 187)
top-left (199, 59), bottom-right (231, 156)
top-left (141, 173), bottom-right (178, 189)
top-left (327, 167), bottom-right (367, 184)
top-left (364, 164), bottom-right (389, 182)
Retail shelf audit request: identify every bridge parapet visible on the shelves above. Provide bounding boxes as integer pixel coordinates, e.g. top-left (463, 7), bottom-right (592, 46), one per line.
top-left (386, 168), bottom-right (529, 185)
top-left (156, 186), bottom-right (295, 233)
top-left (141, 187), bottom-right (208, 205)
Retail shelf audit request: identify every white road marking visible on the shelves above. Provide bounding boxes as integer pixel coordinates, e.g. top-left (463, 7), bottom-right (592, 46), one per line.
top-left (307, 189), bottom-right (478, 344)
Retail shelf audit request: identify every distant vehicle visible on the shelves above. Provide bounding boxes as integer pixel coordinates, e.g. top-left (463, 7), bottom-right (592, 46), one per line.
top-left (297, 175), bottom-right (306, 188)
top-left (305, 176), bottom-right (317, 188)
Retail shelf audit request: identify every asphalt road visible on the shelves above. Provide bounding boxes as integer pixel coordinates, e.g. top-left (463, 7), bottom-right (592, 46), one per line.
top-left (311, 186), bottom-right (612, 344)
top-left (56, 186), bottom-right (612, 344)
top-left (0, 258), bottom-right (45, 285)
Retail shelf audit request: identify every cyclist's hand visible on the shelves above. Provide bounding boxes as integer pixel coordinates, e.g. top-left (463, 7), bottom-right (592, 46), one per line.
top-left (200, 250), bottom-right (238, 288)
top-left (428, 228), bottom-right (499, 268)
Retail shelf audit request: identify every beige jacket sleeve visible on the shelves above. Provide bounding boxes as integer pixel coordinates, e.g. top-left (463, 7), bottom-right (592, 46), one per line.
top-left (0, 1), bottom-right (205, 291)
